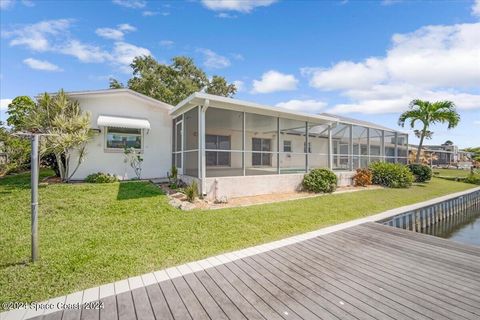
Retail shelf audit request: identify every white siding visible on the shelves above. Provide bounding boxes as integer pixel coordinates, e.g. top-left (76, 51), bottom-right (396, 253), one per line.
top-left (69, 94), bottom-right (172, 180)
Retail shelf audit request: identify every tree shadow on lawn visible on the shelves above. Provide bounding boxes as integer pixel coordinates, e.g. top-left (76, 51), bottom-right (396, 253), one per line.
top-left (116, 181), bottom-right (164, 200)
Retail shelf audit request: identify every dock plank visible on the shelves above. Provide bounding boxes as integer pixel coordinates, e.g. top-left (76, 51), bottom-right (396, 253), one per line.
top-left (26, 222), bottom-right (480, 320)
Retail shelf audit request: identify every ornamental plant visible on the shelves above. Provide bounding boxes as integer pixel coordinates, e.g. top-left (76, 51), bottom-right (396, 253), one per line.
top-left (369, 162), bottom-right (414, 188)
top-left (302, 168), bottom-right (337, 193)
top-left (408, 163), bottom-right (432, 182)
top-left (353, 168), bottom-right (372, 187)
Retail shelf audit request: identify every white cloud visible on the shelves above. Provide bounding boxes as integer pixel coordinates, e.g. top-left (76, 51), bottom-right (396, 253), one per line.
top-left (304, 22), bottom-right (480, 114)
top-left (111, 41), bottom-right (151, 72)
top-left (3, 19), bottom-right (72, 51)
top-left (231, 53), bottom-right (244, 60)
top-left (95, 24), bottom-right (136, 40)
top-left (197, 48), bottom-right (231, 69)
top-left (233, 80), bottom-right (245, 92)
top-left (252, 70), bottom-right (298, 94)
top-left (0, 0), bottom-right (14, 9)
top-left (60, 40), bottom-right (111, 63)
top-left (159, 40), bottom-right (174, 48)
top-left (473, 120), bottom-right (480, 125)
top-left (0, 99), bottom-right (13, 112)
top-left (276, 99), bottom-right (327, 113)
top-left (0, 0), bottom-right (34, 10)
top-left (201, 0), bottom-right (277, 13)
top-left (472, 0), bottom-right (480, 17)
top-left (95, 28), bottom-right (124, 40)
top-left (112, 0), bottom-right (146, 9)
top-left (118, 23), bottom-right (136, 32)
top-left (216, 12), bottom-right (237, 19)
top-left (23, 58), bottom-right (63, 71)
top-left (381, 0), bottom-right (402, 6)
top-left (142, 10), bottom-right (158, 16)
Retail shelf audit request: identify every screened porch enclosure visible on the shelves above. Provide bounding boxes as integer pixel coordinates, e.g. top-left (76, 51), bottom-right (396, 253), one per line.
top-left (172, 105), bottom-right (408, 180)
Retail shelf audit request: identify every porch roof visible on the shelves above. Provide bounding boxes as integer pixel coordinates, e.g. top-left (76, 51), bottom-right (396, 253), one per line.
top-left (170, 92), bottom-right (339, 125)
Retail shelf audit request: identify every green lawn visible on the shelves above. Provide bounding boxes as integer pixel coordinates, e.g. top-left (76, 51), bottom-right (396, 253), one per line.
top-left (433, 168), bottom-right (472, 177)
top-left (0, 170), bottom-right (476, 305)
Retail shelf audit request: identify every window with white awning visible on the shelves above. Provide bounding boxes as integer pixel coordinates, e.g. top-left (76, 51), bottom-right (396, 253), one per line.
top-left (97, 115), bottom-right (149, 151)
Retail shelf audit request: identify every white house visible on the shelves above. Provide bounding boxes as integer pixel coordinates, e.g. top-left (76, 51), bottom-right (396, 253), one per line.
top-left (68, 89), bottom-right (408, 200)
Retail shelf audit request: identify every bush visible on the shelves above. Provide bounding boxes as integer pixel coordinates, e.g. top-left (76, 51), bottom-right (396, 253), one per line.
top-left (408, 164), bottom-right (432, 182)
top-left (184, 181), bottom-right (199, 202)
top-left (353, 168), bottom-right (372, 187)
top-left (369, 162), bottom-right (413, 188)
top-left (302, 168), bottom-right (337, 193)
top-left (464, 174), bottom-right (480, 185)
top-left (85, 172), bottom-right (118, 183)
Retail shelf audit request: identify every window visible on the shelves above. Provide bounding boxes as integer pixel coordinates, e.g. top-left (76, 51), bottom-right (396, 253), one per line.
top-left (206, 135), bottom-right (231, 166)
top-left (106, 127), bottom-right (142, 150)
top-left (252, 138), bottom-right (272, 166)
top-left (283, 140), bottom-right (292, 152)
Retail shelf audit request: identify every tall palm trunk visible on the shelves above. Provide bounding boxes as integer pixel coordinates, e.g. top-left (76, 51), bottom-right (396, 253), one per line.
top-left (416, 125), bottom-right (427, 163)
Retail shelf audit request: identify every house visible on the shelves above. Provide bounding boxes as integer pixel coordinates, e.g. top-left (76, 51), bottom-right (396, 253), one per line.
top-left (409, 143), bottom-right (473, 168)
top-left (69, 89), bottom-right (408, 200)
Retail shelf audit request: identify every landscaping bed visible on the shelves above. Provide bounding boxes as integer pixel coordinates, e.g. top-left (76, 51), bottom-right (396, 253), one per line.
top-left (0, 169), bottom-right (476, 305)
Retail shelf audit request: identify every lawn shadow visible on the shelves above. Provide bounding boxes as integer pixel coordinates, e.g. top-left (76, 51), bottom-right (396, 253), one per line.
top-left (116, 181), bottom-right (164, 200)
top-left (0, 260), bottom-right (29, 268)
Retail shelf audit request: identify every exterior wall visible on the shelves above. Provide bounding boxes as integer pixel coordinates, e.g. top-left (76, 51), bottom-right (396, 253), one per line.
top-left (70, 94), bottom-right (172, 180)
top-left (203, 171), bottom-right (355, 200)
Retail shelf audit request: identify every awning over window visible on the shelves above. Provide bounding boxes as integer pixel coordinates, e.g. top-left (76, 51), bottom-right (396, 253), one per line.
top-left (97, 115), bottom-right (150, 130)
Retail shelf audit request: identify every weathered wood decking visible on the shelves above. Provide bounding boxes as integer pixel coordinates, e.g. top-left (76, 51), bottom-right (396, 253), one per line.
top-left (22, 223), bottom-right (480, 320)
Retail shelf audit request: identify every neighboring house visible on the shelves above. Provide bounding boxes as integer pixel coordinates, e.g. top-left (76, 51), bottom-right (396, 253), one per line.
top-left (68, 89), bottom-right (408, 200)
top-left (409, 143), bottom-right (473, 168)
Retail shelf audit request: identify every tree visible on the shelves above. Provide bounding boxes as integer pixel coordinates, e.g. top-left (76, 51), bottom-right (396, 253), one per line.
top-left (398, 99), bottom-right (460, 163)
top-left (443, 140), bottom-right (454, 146)
top-left (27, 90), bottom-right (93, 182)
top-left (0, 123), bottom-right (31, 176)
top-left (6, 96), bottom-right (36, 131)
top-left (206, 75), bottom-right (236, 97)
top-left (110, 55), bottom-right (236, 105)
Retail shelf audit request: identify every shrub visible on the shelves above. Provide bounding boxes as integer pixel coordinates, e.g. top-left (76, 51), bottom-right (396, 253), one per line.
top-left (369, 162), bottom-right (413, 188)
top-left (302, 168), bottom-right (337, 193)
top-left (464, 174), bottom-right (480, 185)
top-left (353, 168), bottom-right (372, 187)
top-left (408, 163), bottom-right (432, 182)
top-left (184, 181), bottom-right (198, 202)
top-left (85, 172), bottom-right (118, 183)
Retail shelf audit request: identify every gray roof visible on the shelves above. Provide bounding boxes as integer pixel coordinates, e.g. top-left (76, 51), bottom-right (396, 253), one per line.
top-left (320, 112), bottom-right (404, 133)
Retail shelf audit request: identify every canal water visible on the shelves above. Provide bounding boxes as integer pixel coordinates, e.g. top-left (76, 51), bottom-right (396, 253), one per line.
top-left (423, 207), bottom-right (480, 246)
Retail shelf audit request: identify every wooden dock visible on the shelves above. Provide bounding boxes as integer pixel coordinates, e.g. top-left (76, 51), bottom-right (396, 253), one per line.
top-left (23, 223), bottom-right (480, 320)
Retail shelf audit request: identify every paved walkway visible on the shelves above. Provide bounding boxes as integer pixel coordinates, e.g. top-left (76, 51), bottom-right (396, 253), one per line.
top-left (7, 223), bottom-right (480, 320)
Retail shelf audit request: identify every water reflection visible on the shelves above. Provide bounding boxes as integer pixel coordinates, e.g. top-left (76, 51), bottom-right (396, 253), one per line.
top-left (423, 208), bottom-right (480, 246)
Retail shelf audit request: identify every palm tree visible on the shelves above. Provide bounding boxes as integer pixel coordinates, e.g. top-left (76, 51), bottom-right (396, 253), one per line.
top-left (398, 99), bottom-right (460, 163)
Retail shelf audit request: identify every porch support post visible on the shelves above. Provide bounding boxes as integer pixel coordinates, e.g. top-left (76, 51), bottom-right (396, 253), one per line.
top-left (181, 113), bottom-right (184, 175)
top-left (381, 130), bottom-right (385, 162)
top-left (277, 117), bottom-right (280, 174)
top-left (197, 106), bottom-right (201, 180)
top-left (305, 121), bottom-right (309, 172)
top-left (394, 132), bottom-right (398, 163)
top-left (349, 124), bottom-right (353, 171)
top-left (367, 128), bottom-right (371, 165)
top-left (328, 125), bottom-right (333, 170)
top-left (200, 101), bottom-right (208, 195)
top-left (243, 112), bottom-right (246, 176)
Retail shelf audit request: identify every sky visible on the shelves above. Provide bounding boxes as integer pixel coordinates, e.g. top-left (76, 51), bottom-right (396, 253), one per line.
top-left (1, 0), bottom-right (479, 148)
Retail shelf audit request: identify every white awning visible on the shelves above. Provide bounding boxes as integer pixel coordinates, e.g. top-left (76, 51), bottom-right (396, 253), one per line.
top-left (97, 115), bottom-right (150, 130)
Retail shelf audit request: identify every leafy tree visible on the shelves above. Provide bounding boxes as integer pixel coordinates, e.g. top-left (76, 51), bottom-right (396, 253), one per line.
top-left (206, 75), bottom-right (236, 97)
top-left (110, 55), bottom-right (236, 105)
top-left (398, 99), bottom-right (460, 163)
top-left (443, 140), bottom-right (454, 146)
top-left (6, 96), bottom-right (36, 131)
top-left (27, 90), bottom-right (93, 182)
top-left (0, 123), bottom-right (31, 176)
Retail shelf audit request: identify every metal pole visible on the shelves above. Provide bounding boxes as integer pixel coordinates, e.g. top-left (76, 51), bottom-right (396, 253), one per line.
top-left (31, 134), bottom-right (39, 262)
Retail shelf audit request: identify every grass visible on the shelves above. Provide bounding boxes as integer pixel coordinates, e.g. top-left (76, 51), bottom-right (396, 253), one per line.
top-left (0, 169), bottom-right (476, 305)
top-left (433, 168), bottom-right (472, 177)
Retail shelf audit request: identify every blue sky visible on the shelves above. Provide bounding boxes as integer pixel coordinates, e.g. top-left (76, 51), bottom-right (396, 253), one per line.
top-left (1, 0), bottom-right (479, 147)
